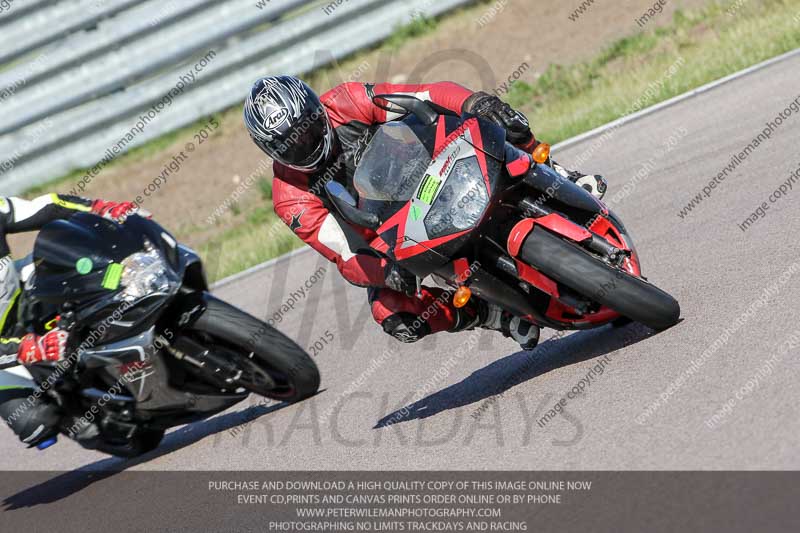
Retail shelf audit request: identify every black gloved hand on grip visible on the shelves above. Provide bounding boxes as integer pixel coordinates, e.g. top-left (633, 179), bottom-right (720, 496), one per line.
top-left (462, 91), bottom-right (535, 148)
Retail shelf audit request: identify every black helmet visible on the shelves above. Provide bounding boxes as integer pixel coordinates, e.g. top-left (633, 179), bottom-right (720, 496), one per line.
top-left (243, 76), bottom-right (334, 172)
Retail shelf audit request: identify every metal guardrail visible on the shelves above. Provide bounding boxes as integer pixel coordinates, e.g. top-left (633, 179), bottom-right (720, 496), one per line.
top-left (0, 0), bottom-right (221, 91)
top-left (0, 0), bottom-right (476, 194)
top-left (0, 0), bottom-right (145, 65)
top-left (0, 0), bottom-right (50, 25)
top-left (0, 0), bottom-right (309, 135)
top-left (0, 0), bottom-right (385, 165)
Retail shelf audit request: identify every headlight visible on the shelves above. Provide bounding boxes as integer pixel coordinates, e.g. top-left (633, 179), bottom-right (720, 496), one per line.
top-left (424, 156), bottom-right (489, 238)
top-left (117, 246), bottom-right (170, 302)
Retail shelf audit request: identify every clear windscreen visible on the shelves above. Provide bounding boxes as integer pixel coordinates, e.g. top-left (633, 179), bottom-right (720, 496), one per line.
top-left (353, 122), bottom-right (431, 203)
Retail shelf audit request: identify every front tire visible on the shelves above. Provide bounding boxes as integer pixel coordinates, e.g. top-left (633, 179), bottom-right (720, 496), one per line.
top-left (520, 228), bottom-right (680, 330)
top-left (190, 295), bottom-right (320, 402)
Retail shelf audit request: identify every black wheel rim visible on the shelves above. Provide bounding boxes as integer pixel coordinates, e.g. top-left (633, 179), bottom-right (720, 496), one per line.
top-left (235, 352), bottom-right (296, 399)
top-left (191, 334), bottom-right (298, 399)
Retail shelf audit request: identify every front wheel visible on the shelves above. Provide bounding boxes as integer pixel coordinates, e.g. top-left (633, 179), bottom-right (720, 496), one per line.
top-left (188, 295), bottom-right (320, 402)
top-left (519, 228), bottom-right (680, 330)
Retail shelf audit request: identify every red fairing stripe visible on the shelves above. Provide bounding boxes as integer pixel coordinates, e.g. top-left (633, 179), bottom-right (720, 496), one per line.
top-left (507, 219), bottom-right (535, 257)
top-left (507, 215), bottom-right (592, 258)
top-left (379, 203), bottom-right (409, 233)
top-left (370, 235), bottom-right (390, 255)
top-left (588, 215), bottom-right (642, 276)
top-left (378, 203), bottom-right (411, 249)
top-left (533, 214), bottom-right (592, 242)
top-left (433, 119), bottom-right (471, 159)
top-left (395, 229), bottom-right (470, 260)
top-left (433, 118), bottom-right (447, 157)
top-left (453, 258), bottom-right (471, 281)
top-left (377, 202), bottom-right (470, 260)
top-left (467, 120), bottom-right (491, 194)
top-left (515, 260), bottom-right (559, 297)
top-left (545, 300), bottom-right (619, 325)
top-left (588, 216), bottom-right (624, 249)
top-left (506, 155), bottom-right (531, 177)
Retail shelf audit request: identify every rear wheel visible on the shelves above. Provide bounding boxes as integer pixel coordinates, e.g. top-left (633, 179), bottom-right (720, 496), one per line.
top-left (520, 228), bottom-right (680, 330)
top-left (188, 295), bottom-right (320, 402)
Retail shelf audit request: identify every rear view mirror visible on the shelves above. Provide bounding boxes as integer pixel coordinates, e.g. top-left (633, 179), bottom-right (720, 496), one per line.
top-left (372, 93), bottom-right (439, 126)
top-left (326, 180), bottom-right (357, 207)
top-left (324, 181), bottom-right (381, 231)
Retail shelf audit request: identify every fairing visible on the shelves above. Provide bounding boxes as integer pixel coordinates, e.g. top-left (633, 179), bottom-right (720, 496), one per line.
top-left (28, 214), bottom-right (203, 341)
top-left (523, 163), bottom-right (608, 223)
top-left (356, 113), bottom-right (506, 277)
top-left (350, 100), bottom-right (645, 331)
top-left (33, 215), bottom-right (142, 304)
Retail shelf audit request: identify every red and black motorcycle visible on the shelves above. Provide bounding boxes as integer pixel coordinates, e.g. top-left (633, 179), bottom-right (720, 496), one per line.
top-left (325, 94), bottom-right (680, 339)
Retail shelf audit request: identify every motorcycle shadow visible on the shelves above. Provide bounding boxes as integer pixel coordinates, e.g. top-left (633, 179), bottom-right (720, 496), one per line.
top-left (374, 322), bottom-right (662, 429)
top-left (1, 398), bottom-right (295, 510)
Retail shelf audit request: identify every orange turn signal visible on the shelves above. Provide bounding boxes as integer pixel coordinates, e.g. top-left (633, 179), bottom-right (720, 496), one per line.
top-left (531, 143), bottom-right (551, 164)
top-left (453, 286), bottom-right (472, 308)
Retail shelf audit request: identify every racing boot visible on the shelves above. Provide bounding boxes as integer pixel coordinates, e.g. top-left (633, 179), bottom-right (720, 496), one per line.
top-left (551, 160), bottom-right (608, 201)
top-left (453, 299), bottom-right (540, 350)
top-left (502, 314), bottom-right (541, 350)
top-left (0, 372), bottom-right (61, 448)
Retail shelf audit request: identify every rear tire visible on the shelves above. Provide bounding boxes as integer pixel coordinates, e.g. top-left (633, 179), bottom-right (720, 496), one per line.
top-left (190, 295), bottom-right (320, 402)
top-left (520, 228), bottom-right (680, 330)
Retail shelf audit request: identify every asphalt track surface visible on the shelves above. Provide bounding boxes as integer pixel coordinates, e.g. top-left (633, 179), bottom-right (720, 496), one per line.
top-left (2, 52), bottom-right (799, 478)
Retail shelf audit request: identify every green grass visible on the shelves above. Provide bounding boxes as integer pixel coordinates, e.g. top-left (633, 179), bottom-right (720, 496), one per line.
top-left (198, 210), bottom-right (297, 281)
top-left (511, 0), bottom-right (800, 144)
top-left (258, 177), bottom-right (272, 200)
top-left (384, 15), bottom-right (439, 50)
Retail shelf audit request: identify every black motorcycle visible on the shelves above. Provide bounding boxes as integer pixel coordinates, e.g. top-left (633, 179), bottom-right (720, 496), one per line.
top-left (21, 213), bottom-right (319, 457)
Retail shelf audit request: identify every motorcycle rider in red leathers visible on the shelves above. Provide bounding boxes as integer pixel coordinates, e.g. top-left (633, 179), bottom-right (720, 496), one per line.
top-left (243, 77), bottom-right (607, 350)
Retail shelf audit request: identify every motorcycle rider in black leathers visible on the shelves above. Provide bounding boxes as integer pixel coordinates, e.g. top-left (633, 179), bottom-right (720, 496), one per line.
top-left (0, 194), bottom-right (138, 448)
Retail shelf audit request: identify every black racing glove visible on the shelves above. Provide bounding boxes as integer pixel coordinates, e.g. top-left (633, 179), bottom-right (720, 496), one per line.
top-left (462, 91), bottom-right (536, 150)
top-left (384, 263), bottom-right (417, 296)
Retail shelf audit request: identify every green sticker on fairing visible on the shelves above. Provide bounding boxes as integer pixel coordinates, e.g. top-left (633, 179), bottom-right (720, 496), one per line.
top-left (417, 175), bottom-right (441, 205)
top-left (409, 204), bottom-right (423, 221)
top-left (102, 263), bottom-right (123, 290)
top-left (76, 257), bottom-right (93, 274)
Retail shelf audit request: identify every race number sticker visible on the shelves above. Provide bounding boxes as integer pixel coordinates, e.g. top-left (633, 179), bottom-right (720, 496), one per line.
top-left (102, 263), bottom-right (123, 290)
top-left (417, 175), bottom-right (441, 205)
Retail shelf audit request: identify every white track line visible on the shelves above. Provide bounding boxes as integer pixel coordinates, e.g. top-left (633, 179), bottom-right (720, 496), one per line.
top-left (212, 245), bottom-right (313, 290)
top-left (553, 47), bottom-right (800, 151)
